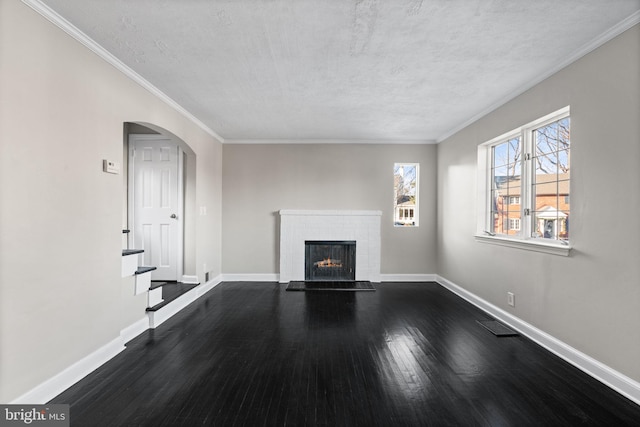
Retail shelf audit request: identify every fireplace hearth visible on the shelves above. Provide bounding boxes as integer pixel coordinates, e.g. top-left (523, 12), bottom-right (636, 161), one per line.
top-left (305, 241), bottom-right (356, 281)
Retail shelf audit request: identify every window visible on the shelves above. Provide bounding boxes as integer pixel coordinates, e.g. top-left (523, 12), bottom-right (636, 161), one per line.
top-left (490, 136), bottom-right (523, 236)
top-left (477, 107), bottom-right (570, 255)
top-left (394, 163), bottom-right (419, 227)
top-left (531, 116), bottom-right (570, 240)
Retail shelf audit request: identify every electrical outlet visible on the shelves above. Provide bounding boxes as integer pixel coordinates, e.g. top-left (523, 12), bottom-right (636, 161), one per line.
top-left (507, 292), bottom-right (515, 307)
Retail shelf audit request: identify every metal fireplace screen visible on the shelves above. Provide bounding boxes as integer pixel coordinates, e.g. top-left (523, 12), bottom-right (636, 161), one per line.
top-left (305, 241), bottom-right (356, 281)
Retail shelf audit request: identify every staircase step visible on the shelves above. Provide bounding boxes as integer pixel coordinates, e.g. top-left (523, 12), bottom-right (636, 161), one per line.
top-left (122, 249), bottom-right (143, 256)
top-left (135, 266), bottom-right (157, 275)
top-left (149, 281), bottom-right (167, 291)
top-left (122, 249), bottom-right (144, 277)
top-left (146, 282), bottom-right (199, 312)
top-left (134, 268), bottom-right (156, 295)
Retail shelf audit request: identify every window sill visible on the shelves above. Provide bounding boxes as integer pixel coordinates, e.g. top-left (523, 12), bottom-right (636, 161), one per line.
top-left (474, 234), bottom-right (571, 256)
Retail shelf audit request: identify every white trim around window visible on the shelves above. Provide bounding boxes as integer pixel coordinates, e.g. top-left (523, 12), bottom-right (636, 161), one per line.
top-left (393, 163), bottom-right (419, 227)
top-left (475, 106), bottom-right (572, 256)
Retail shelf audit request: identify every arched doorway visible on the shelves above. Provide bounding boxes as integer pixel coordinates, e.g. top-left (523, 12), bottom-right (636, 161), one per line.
top-left (123, 122), bottom-right (197, 283)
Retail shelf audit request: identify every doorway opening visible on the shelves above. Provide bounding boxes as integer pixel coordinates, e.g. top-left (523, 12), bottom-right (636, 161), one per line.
top-left (124, 123), bottom-right (197, 283)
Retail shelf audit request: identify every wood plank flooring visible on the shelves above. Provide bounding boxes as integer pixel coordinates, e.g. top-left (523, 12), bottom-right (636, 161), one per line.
top-left (51, 282), bottom-right (640, 426)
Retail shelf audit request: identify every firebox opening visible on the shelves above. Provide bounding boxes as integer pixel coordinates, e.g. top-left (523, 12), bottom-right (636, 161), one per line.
top-left (305, 240), bottom-right (356, 282)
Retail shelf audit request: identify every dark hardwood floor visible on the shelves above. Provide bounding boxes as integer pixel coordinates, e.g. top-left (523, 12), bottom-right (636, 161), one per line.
top-left (51, 282), bottom-right (640, 426)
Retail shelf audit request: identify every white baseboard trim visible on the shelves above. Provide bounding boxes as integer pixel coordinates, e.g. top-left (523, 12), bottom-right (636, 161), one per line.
top-left (148, 289), bottom-right (197, 329)
top-left (120, 317), bottom-right (150, 344)
top-left (223, 273), bottom-right (280, 282)
top-left (197, 274), bottom-right (223, 297)
top-left (10, 337), bottom-right (125, 404)
top-left (9, 275), bottom-right (225, 404)
top-left (380, 274), bottom-right (437, 282)
top-left (436, 275), bottom-right (640, 406)
top-left (148, 275), bottom-right (224, 328)
top-left (181, 275), bottom-right (199, 284)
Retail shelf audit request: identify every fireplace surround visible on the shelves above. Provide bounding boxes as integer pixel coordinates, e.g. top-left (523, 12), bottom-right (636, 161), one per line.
top-left (305, 240), bottom-right (356, 281)
top-left (279, 210), bottom-right (382, 283)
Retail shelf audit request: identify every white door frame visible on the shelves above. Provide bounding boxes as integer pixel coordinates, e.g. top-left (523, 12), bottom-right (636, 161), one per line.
top-left (128, 134), bottom-right (184, 281)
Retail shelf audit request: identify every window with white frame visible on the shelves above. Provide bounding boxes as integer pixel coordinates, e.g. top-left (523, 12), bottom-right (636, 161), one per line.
top-left (507, 196), bottom-right (520, 205)
top-left (477, 107), bottom-right (570, 253)
top-left (394, 163), bottom-right (419, 227)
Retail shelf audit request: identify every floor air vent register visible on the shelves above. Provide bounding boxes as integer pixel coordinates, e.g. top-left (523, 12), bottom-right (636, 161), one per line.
top-left (477, 320), bottom-right (519, 337)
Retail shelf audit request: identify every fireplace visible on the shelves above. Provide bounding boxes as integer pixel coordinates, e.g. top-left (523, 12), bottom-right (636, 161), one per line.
top-left (279, 210), bottom-right (381, 283)
top-left (305, 241), bottom-right (356, 281)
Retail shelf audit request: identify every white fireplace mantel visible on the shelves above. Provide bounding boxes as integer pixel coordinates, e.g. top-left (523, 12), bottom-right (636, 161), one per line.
top-left (279, 210), bottom-right (382, 283)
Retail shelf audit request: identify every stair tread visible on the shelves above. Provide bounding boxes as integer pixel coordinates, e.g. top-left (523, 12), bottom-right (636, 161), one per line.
top-left (135, 266), bottom-right (157, 275)
top-left (123, 249), bottom-right (144, 256)
top-left (149, 281), bottom-right (167, 290)
top-left (146, 283), bottom-right (199, 311)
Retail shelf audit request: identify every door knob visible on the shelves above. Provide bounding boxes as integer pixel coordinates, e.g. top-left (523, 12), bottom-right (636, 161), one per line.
top-left (170, 214), bottom-right (177, 219)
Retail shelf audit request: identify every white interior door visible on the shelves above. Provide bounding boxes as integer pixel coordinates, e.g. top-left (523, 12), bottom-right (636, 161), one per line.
top-left (130, 136), bottom-right (181, 281)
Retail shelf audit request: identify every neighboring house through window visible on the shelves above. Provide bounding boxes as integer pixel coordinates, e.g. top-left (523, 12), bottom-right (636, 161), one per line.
top-left (477, 107), bottom-right (570, 254)
top-left (508, 196), bottom-right (520, 205)
top-left (394, 163), bottom-right (419, 227)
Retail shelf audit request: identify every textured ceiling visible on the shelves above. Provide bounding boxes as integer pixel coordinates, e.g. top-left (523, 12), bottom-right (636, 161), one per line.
top-left (38, 0), bottom-right (640, 142)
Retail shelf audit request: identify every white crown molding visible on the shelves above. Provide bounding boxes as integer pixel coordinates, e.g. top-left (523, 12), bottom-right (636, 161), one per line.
top-left (20, 0), bottom-right (225, 144)
top-left (437, 11), bottom-right (640, 143)
top-left (22, 1), bottom-right (638, 146)
top-left (224, 139), bottom-right (437, 145)
top-left (436, 275), bottom-right (640, 406)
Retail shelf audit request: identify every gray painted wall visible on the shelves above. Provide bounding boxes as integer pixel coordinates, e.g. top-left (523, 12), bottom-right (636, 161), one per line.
top-left (437, 25), bottom-right (640, 382)
top-left (222, 144), bottom-right (437, 275)
top-left (0, 2), bottom-right (223, 402)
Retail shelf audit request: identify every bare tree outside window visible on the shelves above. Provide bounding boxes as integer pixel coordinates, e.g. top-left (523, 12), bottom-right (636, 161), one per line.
top-left (491, 137), bottom-right (522, 236)
top-left (532, 117), bottom-right (570, 240)
top-left (487, 111), bottom-right (570, 242)
top-left (394, 163), bottom-right (419, 227)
